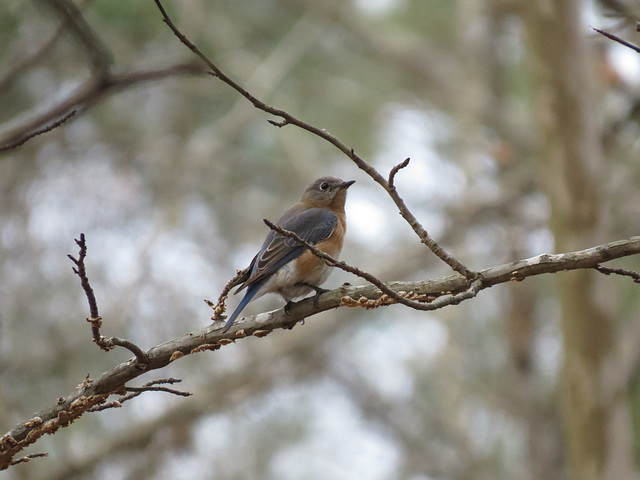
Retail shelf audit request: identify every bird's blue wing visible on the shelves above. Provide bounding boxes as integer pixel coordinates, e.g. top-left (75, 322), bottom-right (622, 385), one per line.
top-left (237, 207), bottom-right (337, 290)
top-left (224, 207), bottom-right (337, 332)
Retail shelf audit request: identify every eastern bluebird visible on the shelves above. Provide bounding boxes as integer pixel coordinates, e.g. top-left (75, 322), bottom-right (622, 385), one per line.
top-left (222, 176), bottom-right (355, 332)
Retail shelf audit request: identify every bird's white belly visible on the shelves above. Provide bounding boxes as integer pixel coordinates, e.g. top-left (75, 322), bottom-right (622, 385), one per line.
top-left (256, 260), bottom-right (333, 302)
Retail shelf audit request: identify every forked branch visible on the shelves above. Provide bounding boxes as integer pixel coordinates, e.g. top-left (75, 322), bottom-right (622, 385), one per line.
top-left (68, 234), bottom-right (148, 364)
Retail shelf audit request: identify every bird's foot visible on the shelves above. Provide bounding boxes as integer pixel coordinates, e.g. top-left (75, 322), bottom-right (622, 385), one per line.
top-left (297, 282), bottom-right (329, 308)
top-left (283, 301), bottom-right (305, 329)
top-left (284, 300), bottom-right (294, 316)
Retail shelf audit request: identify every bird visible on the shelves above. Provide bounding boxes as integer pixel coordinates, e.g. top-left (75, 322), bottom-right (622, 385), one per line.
top-left (222, 176), bottom-right (355, 332)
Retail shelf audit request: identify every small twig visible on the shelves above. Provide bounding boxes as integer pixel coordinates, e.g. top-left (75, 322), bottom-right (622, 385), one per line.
top-left (206, 267), bottom-right (250, 321)
top-left (89, 378), bottom-right (191, 412)
top-left (9, 453), bottom-right (48, 466)
top-left (592, 26), bottom-right (640, 53)
top-left (388, 157), bottom-right (411, 184)
top-left (98, 337), bottom-right (149, 364)
top-left (263, 219), bottom-right (484, 312)
top-left (125, 385), bottom-right (192, 396)
top-left (386, 159), bottom-right (477, 279)
top-left (0, 110), bottom-right (77, 152)
top-left (68, 234), bottom-right (149, 364)
top-left (594, 264), bottom-right (640, 283)
top-left (153, 0), bottom-right (474, 280)
top-left (139, 378), bottom-right (184, 387)
top-left (67, 233), bottom-right (99, 319)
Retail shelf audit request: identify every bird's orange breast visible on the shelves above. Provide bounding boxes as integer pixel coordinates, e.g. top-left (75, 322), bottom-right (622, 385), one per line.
top-left (293, 220), bottom-right (345, 285)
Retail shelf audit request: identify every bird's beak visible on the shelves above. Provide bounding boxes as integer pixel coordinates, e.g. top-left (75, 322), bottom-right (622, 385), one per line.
top-left (340, 180), bottom-right (356, 190)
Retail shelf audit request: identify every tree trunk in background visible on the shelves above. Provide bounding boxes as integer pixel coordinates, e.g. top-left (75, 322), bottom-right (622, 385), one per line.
top-left (521, 1), bottom-right (635, 479)
top-left (507, 281), bottom-right (564, 480)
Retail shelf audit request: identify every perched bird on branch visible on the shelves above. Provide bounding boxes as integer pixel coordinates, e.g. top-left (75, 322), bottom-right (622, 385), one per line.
top-left (223, 176), bottom-right (355, 332)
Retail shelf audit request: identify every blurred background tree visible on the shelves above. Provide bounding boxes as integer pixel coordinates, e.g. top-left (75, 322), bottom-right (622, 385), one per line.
top-left (1, 0), bottom-right (640, 479)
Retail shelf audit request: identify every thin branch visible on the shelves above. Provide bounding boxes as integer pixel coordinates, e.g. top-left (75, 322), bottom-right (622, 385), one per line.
top-left (263, 218), bottom-right (483, 312)
top-left (386, 158), bottom-right (477, 279)
top-left (205, 266), bottom-right (250, 321)
top-left (152, 0), bottom-right (475, 279)
top-left (0, 110), bottom-right (77, 152)
top-left (67, 233), bottom-right (99, 319)
top-left (68, 234), bottom-right (149, 364)
top-left (592, 26), bottom-right (640, 53)
top-left (89, 378), bottom-right (191, 412)
top-left (125, 385), bottom-right (192, 396)
top-left (0, 62), bottom-right (203, 151)
top-left (0, 0), bottom-right (111, 152)
top-left (9, 453), bottom-right (48, 467)
top-left (99, 337), bottom-right (149, 364)
top-left (595, 264), bottom-right (640, 283)
top-left (125, 377), bottom-right (187, 392)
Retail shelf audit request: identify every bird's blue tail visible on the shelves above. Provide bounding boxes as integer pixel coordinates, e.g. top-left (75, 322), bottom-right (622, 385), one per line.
top-left (222, 284), bottom-right (260, 332)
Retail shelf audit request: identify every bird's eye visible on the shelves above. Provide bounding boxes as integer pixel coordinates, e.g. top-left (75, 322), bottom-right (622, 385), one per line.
top-left (320, 182), bottom-right (329, 191)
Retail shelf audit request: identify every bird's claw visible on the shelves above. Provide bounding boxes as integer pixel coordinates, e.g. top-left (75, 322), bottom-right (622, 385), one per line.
top-left (309, 285), bottom-right (328, 308)
top-left (284, 301), bottom-right (294, 316)
top-left (295, 282), bottom-right (329, 308)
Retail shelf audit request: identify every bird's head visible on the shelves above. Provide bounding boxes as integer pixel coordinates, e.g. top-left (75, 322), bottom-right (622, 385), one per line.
top-left (301, 176), bottom-right (355, 210)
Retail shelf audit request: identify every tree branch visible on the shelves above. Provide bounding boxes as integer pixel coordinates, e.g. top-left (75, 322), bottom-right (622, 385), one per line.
top-left (594, 264), bottom-right (640, 283)
top-left (592, 26), bottom-right (640, 53)
top-left (89, 378), bottom-right (191, 412)
top-left (8, 453), bottom-right (48, 467)
top-left (263, 218), bottom-right (484, 311)
top-left (205, 266), bottom-right (250, 322)
top-left (0, 62), bottom-right (203, 151)
top-left (68, 234), bottom-right (149, 364)
top-left (152, 0), bottom-right (475, 279)
top-left (0, 110), bottom-right (77, 152)
top-left (1, 235), bottom-right (638, 470)
top-left (1, 0), bottom-right (202, 151)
